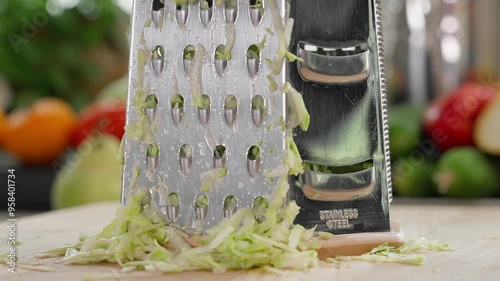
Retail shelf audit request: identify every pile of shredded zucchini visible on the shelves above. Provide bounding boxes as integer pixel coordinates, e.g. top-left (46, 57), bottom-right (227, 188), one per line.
top-left (38, 184), bottom-right (328, 273)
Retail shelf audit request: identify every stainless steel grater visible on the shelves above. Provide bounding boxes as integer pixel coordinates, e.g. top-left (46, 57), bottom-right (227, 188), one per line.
top-left (122, 0), bottom-right (392, 235)
top-left (287, 0), bottom-right (393, 235)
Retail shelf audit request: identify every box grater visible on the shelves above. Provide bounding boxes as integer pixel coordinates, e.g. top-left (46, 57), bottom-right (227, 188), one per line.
top-left (121, 0), bottom-right (393, 236)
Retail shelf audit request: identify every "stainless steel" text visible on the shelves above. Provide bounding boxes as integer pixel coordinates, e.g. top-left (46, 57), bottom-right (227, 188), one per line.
top-left (319, 208), bottom-right (358, 230)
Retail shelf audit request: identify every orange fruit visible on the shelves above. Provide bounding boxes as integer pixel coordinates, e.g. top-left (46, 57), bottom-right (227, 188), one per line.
top-left (2, 98), bottom-right (77, 165)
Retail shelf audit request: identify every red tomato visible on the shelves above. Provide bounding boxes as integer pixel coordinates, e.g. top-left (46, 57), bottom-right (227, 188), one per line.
top-left (423, 81), bottom-right (497, 152)
top-left (70, 101), bottom-right (126, 147)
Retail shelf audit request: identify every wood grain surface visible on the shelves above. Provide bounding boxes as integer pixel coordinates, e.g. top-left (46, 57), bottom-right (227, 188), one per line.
top-left (1, 200), bottom-right (499, 281)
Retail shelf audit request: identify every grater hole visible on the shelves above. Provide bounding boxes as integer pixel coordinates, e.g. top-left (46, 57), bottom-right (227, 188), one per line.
top-left (224, 0), bottom-right (238, 23)
top-left (145, 94), bottom-right (159, 109)
top-left (214, 45), bottom-right (229, 77)
top-left (247, 145), bottom-right (261, 178)
top-left (146, 144), bottom-right (160, 157)
top-left (175, 2), bottom-right (188, 26)
top-left (146, 144), bottom-right (160, 172)
top-left (151, 45), bottom-right (165, 76)
top-left (251, 95), bottom-right (265, 127)
top-left (152, 0), bottom-right (164, 11)
top-left (194, 194), bottom-right (209, 221)
top-left (166, 192), bottom-right (180, 223)
top-left (224, 95), bottom-right (238, 127)
top-left (179, 144), bottom-right (193, 175)
top-left (144, 94), bottom-right (159, 123)
top-left (183, 45), bottom-right (196, 74)
top-left (300, 161), bottom-right (376, 201)
top-left (195, 94), bottom-right (210, 125)
top-left (202, 0), bottom-right (214, 8)
top-left (151, 0), bottom-right (165, 28)
top-left (249, 0), bottom-right (263, 26)
top-left (170, 94), bottom-right (185, 126)
top-left (213, 144), bottom-right (227, 169)
top-left (252, 196), bottom-right (268, 223)
top-left (223, 195), bottom-right (237, 218)
top-left (297, 42), bottom-right (370, 84)
top-left (246, 44), bottom-right (261, 78)
top-left (200, 0), bottom-right (214, 27)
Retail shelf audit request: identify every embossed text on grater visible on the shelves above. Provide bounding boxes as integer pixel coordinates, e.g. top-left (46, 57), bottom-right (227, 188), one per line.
top-left (122, 0), bottom-right (287, 231)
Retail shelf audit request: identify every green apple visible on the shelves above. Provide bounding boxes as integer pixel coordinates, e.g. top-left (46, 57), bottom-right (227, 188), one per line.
top-left (51, 134), bottom-right (122, 209)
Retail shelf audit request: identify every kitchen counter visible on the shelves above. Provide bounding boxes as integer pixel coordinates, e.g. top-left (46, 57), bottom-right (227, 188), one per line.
top-left (1, 200), bottom-right (499, 281)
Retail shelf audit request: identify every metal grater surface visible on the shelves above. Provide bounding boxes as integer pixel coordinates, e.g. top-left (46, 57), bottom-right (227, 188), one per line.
top-left (122, 0), bottom-right (288, 231)
top-left (287, 0), bottom-right (393, 234)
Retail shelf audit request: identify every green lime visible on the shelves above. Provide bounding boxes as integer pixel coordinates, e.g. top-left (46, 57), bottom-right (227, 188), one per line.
top-left (434, 147), bottom-right (499, 198)
top-left (392, 155), bottom-right (437, 197)
top-left (388, 103), bottom-right (425, 158)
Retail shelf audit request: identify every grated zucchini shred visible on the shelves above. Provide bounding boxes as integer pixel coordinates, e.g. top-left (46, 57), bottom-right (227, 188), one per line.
top-left (331, 238), bottom-right (452, 266)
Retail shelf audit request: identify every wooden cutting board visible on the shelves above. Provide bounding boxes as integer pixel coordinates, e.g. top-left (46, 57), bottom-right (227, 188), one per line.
top-left (1, 200), bottom-right (500, 281)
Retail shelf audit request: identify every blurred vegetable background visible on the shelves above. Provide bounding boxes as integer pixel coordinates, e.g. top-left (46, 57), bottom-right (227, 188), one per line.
top-left (0, 0), bottom-right (130, 210)
top-left (389, 81), bottom-right (500, 199)
top-left (0, 0), bottom-right (129, 110)
top-left (385, 0), bottom-right (500, 199)
top-left (0, 0), bottom-right (499, 214)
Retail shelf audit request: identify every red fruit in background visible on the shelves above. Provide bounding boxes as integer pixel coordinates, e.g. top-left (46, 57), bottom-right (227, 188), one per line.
top-left (70, 101), bottom-right (126, 147)
top-left (423, 81), bottom-right (497, 152)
